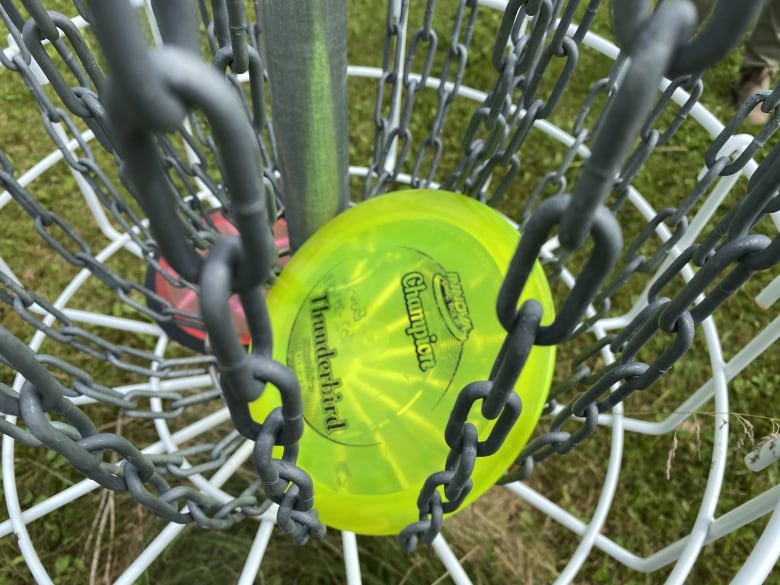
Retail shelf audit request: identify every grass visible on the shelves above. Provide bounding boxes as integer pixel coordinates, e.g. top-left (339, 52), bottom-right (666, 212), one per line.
top-left (0, 0), bottom-right (779, 584)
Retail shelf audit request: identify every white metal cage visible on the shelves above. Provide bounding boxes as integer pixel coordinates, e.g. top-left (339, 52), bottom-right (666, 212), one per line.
top-left (0, 1), bottom-right (778, 583)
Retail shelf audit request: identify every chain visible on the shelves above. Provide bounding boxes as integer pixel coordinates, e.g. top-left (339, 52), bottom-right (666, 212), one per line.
top-left (0, 0), bottom-right (779, 555)
top-left (505, 0), bottom-right (780, 466)
top-left (0, 324), bottom-right (267, 530)
top-left (398, 0), bottom-right (779, 549)
top-left (442, 0), bottom-right (589, 203)
top-left (199, 0), bottom-right (280, 196)
top-left (366, 0), bottom-right (480, 196)
top-left (87, 0), bottom-right (323, 542)
top-left (0, 0), bottom-right (324, 543)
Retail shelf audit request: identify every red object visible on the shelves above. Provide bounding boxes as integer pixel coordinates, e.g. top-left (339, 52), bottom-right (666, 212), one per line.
top-left (145, 209), bottom-right (290, 352)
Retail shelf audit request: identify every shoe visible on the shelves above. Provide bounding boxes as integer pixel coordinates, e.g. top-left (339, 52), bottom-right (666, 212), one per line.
top-left (733, 67), bottom-right (772, 125)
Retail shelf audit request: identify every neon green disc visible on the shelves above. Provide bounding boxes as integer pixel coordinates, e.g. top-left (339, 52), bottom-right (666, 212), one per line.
top-left (250, 189), bottom-right (555, 535)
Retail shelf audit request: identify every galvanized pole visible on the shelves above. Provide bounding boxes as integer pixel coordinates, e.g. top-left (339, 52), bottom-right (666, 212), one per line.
top-left (259, 0), bottom-right (350, 251)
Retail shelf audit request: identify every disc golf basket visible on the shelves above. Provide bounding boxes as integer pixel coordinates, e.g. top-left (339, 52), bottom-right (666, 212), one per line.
top-left (1, 0), bottom-right (779, 583)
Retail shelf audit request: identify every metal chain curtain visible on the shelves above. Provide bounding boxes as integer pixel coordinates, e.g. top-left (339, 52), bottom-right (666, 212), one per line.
top-left (0, 0), bottom-right (778, 578)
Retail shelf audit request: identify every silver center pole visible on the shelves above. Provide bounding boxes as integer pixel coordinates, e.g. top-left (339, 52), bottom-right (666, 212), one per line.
top-left (259, 0), bottom-right (350, 251)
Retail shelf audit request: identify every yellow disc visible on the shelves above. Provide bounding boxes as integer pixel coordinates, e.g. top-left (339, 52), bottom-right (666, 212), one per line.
top-left (250, 189), bottom-right (555, 535)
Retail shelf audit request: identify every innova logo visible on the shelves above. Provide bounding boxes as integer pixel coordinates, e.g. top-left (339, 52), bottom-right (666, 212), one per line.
top-left (401, 269), bottom-right (474, 373)
top-left (401, 271), bottom-right (438, 372)
top-left (432, 272), bottom-right (473, 342)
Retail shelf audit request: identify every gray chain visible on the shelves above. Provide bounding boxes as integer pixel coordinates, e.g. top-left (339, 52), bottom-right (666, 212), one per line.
top-left (524, 79), bottom-right (780, 467)
top-left (0, 0), bottom-right (324, 544)
top-left (395, 0), bottom-right (778, 550)
top-left (0, 324), bottom-right (263, 530)
top-left (0, 0), bottom-right (778, 554)
top-left (87, 0), bottom-right (323, 543)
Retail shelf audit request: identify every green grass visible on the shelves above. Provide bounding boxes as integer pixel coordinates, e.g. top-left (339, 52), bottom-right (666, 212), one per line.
top-left (1, 1), bottom-right (779, 584)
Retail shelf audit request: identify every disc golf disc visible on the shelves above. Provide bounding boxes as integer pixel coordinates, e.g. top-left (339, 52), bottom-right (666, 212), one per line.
top-left (251, 190), bottom-right (555, 534)
top-left (145, 210), bottom-right (289, 352)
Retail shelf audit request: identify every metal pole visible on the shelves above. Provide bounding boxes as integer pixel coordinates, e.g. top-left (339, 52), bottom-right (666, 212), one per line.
top-left (259, 0), bottom-right (350, 251)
